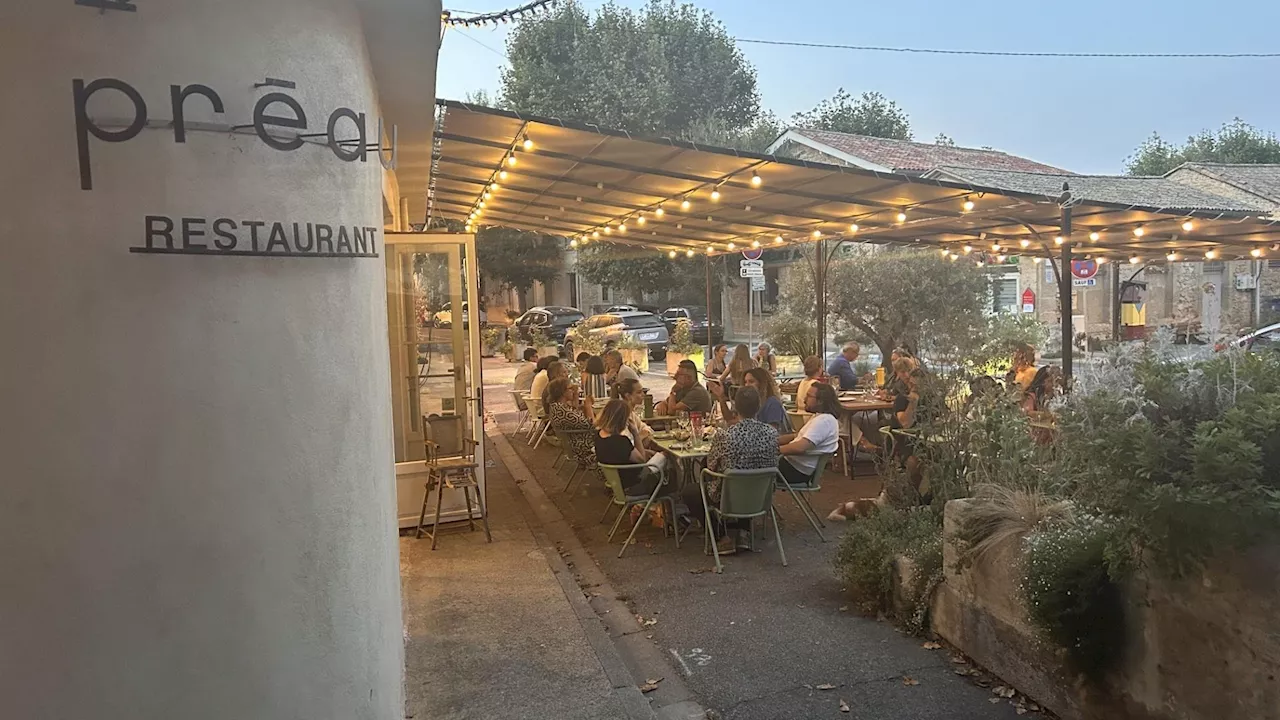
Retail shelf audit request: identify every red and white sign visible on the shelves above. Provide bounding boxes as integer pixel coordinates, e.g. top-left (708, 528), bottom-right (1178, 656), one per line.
top-left (1070, 259), bottom-right (1098, 280)
top-left (741, 248), bottom-right (764, 261)
top-left (1021, 288), bottom-right (1035, 313)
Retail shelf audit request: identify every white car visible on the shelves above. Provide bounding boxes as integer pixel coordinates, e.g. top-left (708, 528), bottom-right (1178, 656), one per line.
top-left (1221, 322), bottom-right (1280, 353)
top-left (432, 301), bottom-right (486, 328)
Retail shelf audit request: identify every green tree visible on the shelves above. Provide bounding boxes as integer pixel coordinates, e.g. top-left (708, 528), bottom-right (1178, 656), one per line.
top-left (501, 0), bottom-right (760, 138)
top-left (791, 89), bottom-right (912, 140)
top-left (825, 248), bottom-right (989, 363)
top-left (1124, 119), bottom-right (1280, 175)
top-left (934, 133), bottom-right (956, 146)
top-left (474, 226), bottom-right (565, 296)
top-left (681, 111), bottom-right (782, 152)
top-left (576, 244), bottom-right (724, 304)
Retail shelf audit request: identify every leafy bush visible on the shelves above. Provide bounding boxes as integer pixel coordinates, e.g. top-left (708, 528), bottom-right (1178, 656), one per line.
top-left (669, 318), bottom-right (700, 354)
top-left (481, 326), bottom-right (504, 354)
top-left (526, 325), bottom-right (554, 350)
top-left (762, 310), bottom-right (819, 359)
top-left (565, 324), bottom-right (604, 356)
top-left (833, 505), bottom-right (942, 623)
top-left (1022, 517), bottom-right (1126, 682)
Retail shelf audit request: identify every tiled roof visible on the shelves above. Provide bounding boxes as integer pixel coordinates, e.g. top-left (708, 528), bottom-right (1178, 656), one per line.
top-left (1175, 163), bottom-right (1280, 205)
top-left (791, 128), bottom-right (1070, 174)
top-left (928, 166), bottom-right (1272, 213)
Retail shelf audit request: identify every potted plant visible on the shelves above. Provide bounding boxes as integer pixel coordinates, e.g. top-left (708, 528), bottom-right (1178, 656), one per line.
top-left (481, 326), bottom-right (503, 358)
top-left (527, 326), bottom-right (558, 359)
top-left (617, 335), bottom-right (650, 374)
top-left (665, 318), bottom-right (704, 377)
top-left (565, 324), bottom-right (604, 357)
top-left (498, 340), bottom-right (516, 362)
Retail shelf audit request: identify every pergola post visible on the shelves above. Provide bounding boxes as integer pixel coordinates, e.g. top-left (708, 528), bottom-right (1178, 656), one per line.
top-left (705, 253), bottom-right (713, 359)
top-left (1111, 262), bottom-right (1121, 342)
top-left (1058, 185), bottom-right (1074, 386)
top-left (815, 237), bottom-right (827, 362)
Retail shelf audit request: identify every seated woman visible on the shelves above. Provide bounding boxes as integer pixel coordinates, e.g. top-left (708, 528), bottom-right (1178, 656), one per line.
top-left (616, 377), bottom-right (656, 449)
top-left (712, 367), bottom-right (791, 432)
top-left (720, 343), bottom-right (755, 390)
top-left (593, 399), bottom-right (663, 496)
top-left (545, 377), bottom-right (596, 467)
top-left (582, 354), bottom-right (608, 403)
top-left (684, 387), bottom-right (778, 555)
top-left (706, 344), bottom-right (729, 379)
top-left (754, 342), bottom-right (777, 376)
top-left (795, 355), bottom-right (823, 409)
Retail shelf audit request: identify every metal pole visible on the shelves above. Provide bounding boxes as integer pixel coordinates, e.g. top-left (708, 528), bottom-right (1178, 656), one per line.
top-left (1112, 261), bottom-right (1121, 342)
top-left (748, 284), bottom-right (754, 349)
top-left (705, 254), bottom-right (713, 359)
top-left (1059, 189), bottom-right (1074, 387)
top-left (816, 238), bottom-right (827, 363)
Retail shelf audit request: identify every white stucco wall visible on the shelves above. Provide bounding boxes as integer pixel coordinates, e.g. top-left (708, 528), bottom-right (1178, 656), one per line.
top-left (0, 2), bottom-right (407, 718)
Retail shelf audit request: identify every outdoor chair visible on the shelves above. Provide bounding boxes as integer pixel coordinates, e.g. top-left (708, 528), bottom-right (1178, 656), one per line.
top-left (510, 390), bottom-right (530, 433)
top-left (526, 402), bottom-right (551, 448)
top-left (700, 468), bottom-right (787, 573)
top-left (775, 452), bottom-right (830, 543)
top-left (416, 435), bottom-right (491, 550)
top-left (554, 427), bottom-right (599, 494)
top-left (597, 463), bottom-right (680, 559)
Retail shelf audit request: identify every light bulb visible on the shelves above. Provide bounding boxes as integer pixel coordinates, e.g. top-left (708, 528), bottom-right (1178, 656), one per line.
top-left (750, 171), bottom-right (762, 187)
top-left (710, 189), bottom-right (721, 201)
top-left (569, 239), bottom-right (578, 248)
top-left (680, 199), bottom-right (691, 211)
top-left (962, 245), bottom-right (972, 254)
top-left (811, 229), bottom-right (822, 238)
top-left (991, 243), bottom-right (1001, 252)
top-left (521, 135), bottom-right (533, 151)
top-left (491, 183), bottom-right (499, 191)
top-left (506, 155), bottom-right (517, 167)
top-left (751, 239), bottom-right (761, 248)
top-left (483, 191), bottom-right (491, 199)
top-left (1133, 226), bottom-right (1145, 237)
top-left (705, 246), bottom-right (714, 254)
top-left (1182, 220), bottom-right (1194, 232)
top-left (592, 231), bottom-right (600, 239)
top-left (1250, 247), bottom-right (1264, 258)
top-left (1033, 257), bottom-right (1042, 264)
top-left (637, 215), bottom-right (646, 225)
top-left (655, 207), bottom-right (665, 217)
top-left (603, 226), bottom-right (611, 235)
top-left (478, 200), bottom-right (485, 208)
top-left (848, 223), bottom-right (859, 233)
top-left (1166, 252), bottom-right (1177, 261)
top-left (896, 211), bottom-right (907, 223)
top-left (619, 223), bottom-right (627, 233)
top-left (774, 236), bottom-right (784, 244)
top-left (1097, 256), bottom-right (1108, 264)
top-left (1019, 239), bottom-right (1030, 248)
top-left (949, 253), bottom-right (958, 261)
top-left (686, 249), bottom-right (695, 258)
top-left (940, 248), bottom-right (950, 256)
top-left (1129, 256), bottom-right (1140, 264)
top-left (727, 242), bottom-right (736, 250)
top-left (976, 261), bottom-right (985, 267)
top-left (1089, 231), bottom-right (1100, 242)
top-left (995, 254), bottom-right (1006, 262)
top-left (962, 198), bottom-right (975, 212)
top-left (1054, 236), bottom-right (1064, 246)
top-left (668, 250), bottom-right (677, 259)
top-left (1205, 249), bottom-right (1217, 259)
top-left (499, 170), bottom-right (509, 181)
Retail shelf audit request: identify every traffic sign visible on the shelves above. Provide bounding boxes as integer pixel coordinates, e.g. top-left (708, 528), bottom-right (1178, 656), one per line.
top-left (740, 258), bottom-right (763, 268)
top-left (740, 265), bottom-right (764, 278)
top-left (1070, 259), bottom-right (1098, 280)
top-left (742, 248), bottom-right (764, 261)
top-left (750, 275), bottom-right (766, 291)
top-left (1072, 278), bottom-right (1097, 287)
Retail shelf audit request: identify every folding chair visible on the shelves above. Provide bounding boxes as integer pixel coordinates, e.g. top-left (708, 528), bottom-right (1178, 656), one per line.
top-left (775, 452), bottom-right (830, 543)
top-left (700, 468), bottom-right (787, 573)
top-left (510, 390), bottom-right (530, 433)
top-left (555, 427), bottom-right (598, 493)
top-left (598, 463), bottom-right (680, 558)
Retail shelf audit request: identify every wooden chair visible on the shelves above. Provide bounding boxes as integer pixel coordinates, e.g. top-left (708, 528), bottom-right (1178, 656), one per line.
top-left (416, 433), bottom-right (491, 550)
top-left (598, 463), bottom-right (680, 559)
top-left (700, 468), bottom-right (787, 573)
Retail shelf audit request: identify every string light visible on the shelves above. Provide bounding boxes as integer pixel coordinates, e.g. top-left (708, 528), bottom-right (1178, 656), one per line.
top-left (490, 183), bottom-right (500, 191)
top-left (592, 231), bottom-right (600, 239)
top-left (710, 188), bottom-right (722, 202)
top-left (499, 170), bottom-right (509, 181)
top-left (962, 197), bottom-right (975, 212)
top-left (962, 245), bottom-right (973, 254)
top-left (569, 238), bottom-right (578, 248)
top-left (1089, 231), bottom-right (1100, 242)
top-left (655, 206), bottom-right (665, 217)
top-left (668, 250), bottom-right (677, 259)
top-left (603, 226), bottom-right (611, 235)
top-left (680, 198), bottom-right (691, 211)
top-left (618, 223), bottom-right (627, 233)
top-left (949, 253), bottom-right (958, 261)
top-left (506, 155), bottom-right (517, 167)
top-left (441, 0), bottom-right (559, 28)
top-left (1129, 256), bottom-right (1141, 264)
top-left (706, 246), bottom-right (714, 254)
top-left (1054, 236), bottom-right (1064, 245)
top-left (1166, 251), bottom-right (1178, 261)
top-left (483, 191), bottom-right (491, 199)
top-left (1250, 247), bottom-right (1264, 258)
top-left (848, 223), bottom-right (859, 233)
top-left (686, 249), bottom-right (695, 258)
top-left (1133, 226), bottom-right (1145, 237)
top-left (751, 171), bottom-right (762, 187)
top-left (896, 211), bottom-right (907, 223)
top-left (637, 215), bottom-right (646, 226)
top-left (521, 134), bottom-right (533, 151)
top-left (751, 239), bottom-right (761, 248)
top-left (939, 248), bottom-right (949, 256)
top-left (812, 229), bottom-right (822, 238)
top-left (1181, 220), bottom-right (1194, 232)
top-left (774, 235), bottom-right (784, 244)
top-left (1204, 249), bottom-right (1217, 259)
top-left (1033, 257), bottom-right (1042, 264)
top-left (1019, 239), bottom-right (1031, 248)
top-left (1096, 256), bottom-right (1108, 264)
top-left (991, 242), bottom-right (1002, 252)
top-left (727, 242), bottom-right (736, 250)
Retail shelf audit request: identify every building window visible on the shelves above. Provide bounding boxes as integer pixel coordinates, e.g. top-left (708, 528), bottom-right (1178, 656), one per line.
top-left (568, 272), bottom-right (578, 308)
top-left (1203, 261), bottom-right (1225, 273)
top-left (1269, 259), bottom-right (1280, 270)
top-left (992, 276), bottom-right (1019, 314)
top-left (600, 286), bottom-right (611, 302)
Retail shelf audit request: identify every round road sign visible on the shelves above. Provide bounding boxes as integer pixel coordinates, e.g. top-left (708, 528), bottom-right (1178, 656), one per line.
top-left (1070, 259), bottom-right (1098, 280)
top-left (742, 248), bottom-right (764, 261)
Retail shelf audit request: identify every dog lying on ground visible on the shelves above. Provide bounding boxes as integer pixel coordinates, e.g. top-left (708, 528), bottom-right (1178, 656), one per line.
top-left (826, 491), bottom-right (887, 522)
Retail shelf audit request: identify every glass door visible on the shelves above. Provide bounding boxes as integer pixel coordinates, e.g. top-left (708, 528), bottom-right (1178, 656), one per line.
top-left (385, 231), bottom-right (484, 529)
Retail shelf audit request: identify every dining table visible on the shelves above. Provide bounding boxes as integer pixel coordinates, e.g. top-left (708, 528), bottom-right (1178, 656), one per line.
top-left (649, 431), bottom-right (712, 492)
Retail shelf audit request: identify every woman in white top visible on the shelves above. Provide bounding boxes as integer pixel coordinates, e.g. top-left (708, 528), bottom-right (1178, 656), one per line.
top-left (777, 381), bottom-right (842, 487)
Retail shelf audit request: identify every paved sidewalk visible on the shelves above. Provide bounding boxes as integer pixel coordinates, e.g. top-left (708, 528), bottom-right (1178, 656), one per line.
top-left (401, 431), bottom-right (656, 720)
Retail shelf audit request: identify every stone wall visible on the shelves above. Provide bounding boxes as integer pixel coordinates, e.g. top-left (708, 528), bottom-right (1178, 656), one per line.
top-left (932, 500), bottom-right (1280, 720)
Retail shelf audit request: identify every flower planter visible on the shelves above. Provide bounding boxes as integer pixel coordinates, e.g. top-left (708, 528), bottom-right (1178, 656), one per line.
top-left (620, 347), bottom-right (649, 374)
top-left (665, 349), bottom-right (704, 377)
top-left (538, 345), bottom-right (559, 359)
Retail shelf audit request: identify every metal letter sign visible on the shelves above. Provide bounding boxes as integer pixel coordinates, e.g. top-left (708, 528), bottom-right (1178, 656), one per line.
top-left (1070, 259), bottom-right (1099, 280)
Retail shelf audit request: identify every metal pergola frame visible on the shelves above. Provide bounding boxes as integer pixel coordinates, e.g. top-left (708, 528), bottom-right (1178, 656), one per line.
top-left (429, 99), bottom-right (1280, 384)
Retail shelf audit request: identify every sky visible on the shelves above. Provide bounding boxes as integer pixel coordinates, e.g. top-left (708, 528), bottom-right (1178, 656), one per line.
top-left (436, 0), bottom-right (1280, 175)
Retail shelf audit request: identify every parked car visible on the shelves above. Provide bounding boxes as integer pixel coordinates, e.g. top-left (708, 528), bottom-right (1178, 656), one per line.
top-left (660, 305), bottom-right (723, 346)
top-left (433, 301), bottom-right (487, 328)
top-left (580, 311), bottom-right (669, 359)
top-left (1219, 322), bottom-right (1280, 353)
top-left (512, 306), bottom-right (586, 345)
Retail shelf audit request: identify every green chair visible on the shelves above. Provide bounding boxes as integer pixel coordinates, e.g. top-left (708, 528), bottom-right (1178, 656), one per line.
top-left (775, 453), bottom-right (830, 543)
top-left (700, 468), bottom-right (787, 573)
top-left (598, 463), bottom-right (680, 558)
top-left (555, 427), bottom-right (599, 494)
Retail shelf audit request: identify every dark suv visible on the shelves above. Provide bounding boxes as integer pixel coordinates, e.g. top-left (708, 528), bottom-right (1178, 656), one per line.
top-left (660, 306), bottom-right (722, 345)
top-left (513, 306), bottom-right (586, 345)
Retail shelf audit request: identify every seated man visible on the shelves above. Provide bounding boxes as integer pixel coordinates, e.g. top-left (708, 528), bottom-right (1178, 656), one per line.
top-left (825, 342), bottom-right (867, 391)
top-left (512, 346), bottom-right (539, 394)
top-left (685, 387), bottom-right (778, 555)
top-left (776, 381), bottom-right (842, 487)
top-left (655, 360), bottom-right (713, 416)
